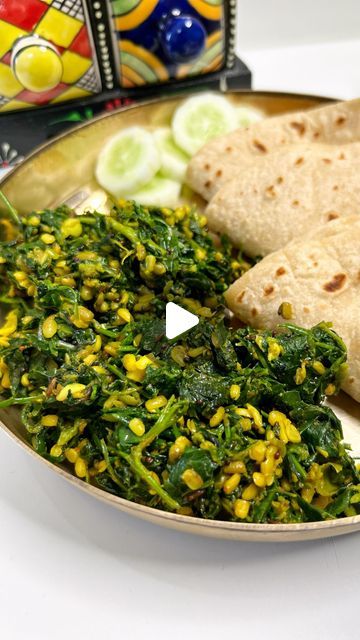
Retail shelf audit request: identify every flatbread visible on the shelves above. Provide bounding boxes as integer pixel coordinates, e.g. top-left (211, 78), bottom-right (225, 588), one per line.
top-left (187, 98), bottom-right (360, 201)
top-left (205, 142), bottom-right (360, 257)
top-left (225, 216), bottom-right (360, 401)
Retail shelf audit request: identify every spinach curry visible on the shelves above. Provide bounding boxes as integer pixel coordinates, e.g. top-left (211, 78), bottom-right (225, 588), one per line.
top-left (0, 199), bottom-right (359, 523)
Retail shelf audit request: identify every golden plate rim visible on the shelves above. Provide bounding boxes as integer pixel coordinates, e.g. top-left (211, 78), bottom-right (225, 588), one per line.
top-left (1, 89), bottom-right (359, 542)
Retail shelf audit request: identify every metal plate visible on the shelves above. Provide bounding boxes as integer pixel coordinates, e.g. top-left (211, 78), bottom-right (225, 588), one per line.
top-left (1, 90), bottom-right (360, 542)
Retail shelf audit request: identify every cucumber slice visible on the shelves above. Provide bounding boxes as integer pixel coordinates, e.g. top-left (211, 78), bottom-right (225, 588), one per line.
top-left (95, 127), bottom-right (161, 197)
top-left (125, 176), bottom-right (181, 208)
top-left (236, 105), bottom-right (265, 127)
top-left (172, 93), bottom-right (238, 156)
top-left (154, 128), bottom-right (190, 182)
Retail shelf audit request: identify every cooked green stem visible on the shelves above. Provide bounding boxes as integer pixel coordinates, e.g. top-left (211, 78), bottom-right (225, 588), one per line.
top-left (0, 190), bottom-right (22, 227)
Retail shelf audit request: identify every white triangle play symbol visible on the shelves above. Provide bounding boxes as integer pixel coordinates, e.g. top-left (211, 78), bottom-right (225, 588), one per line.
top-left (165, 302), bottom-right (199, 340)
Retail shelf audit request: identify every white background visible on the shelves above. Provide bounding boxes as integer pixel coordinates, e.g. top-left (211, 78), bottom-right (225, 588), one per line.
top-left (1, 3), bottom-right (360, 639)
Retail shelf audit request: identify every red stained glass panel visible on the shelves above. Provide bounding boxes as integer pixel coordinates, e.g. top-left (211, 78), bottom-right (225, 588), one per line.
top-left (0, 0), bottom-right (48, 31)
top-left (69, 25), bottom-right (92, 59)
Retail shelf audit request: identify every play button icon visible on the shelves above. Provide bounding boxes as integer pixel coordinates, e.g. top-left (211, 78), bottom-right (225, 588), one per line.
top-left (165, 302), bottom-right (199, 340)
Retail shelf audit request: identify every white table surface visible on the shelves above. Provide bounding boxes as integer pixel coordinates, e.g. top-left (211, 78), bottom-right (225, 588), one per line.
top-left (1, 39), bottom-right (360, 640)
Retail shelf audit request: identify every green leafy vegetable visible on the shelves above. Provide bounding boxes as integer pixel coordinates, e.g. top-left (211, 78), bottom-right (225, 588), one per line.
top-left (0, 199), bottom-right (358, 523)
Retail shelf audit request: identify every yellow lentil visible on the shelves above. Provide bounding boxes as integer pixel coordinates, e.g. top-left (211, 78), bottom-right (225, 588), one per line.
top-left (80, 285), bottom-right (93, 301)
top-left (325, 383), bottom-right (336, 396)
top-left (295, 362), bottom-right (307, 385)
top-left (21, 373), bottom-right (30, 387)
top-left (267, 340), bottom-right (282, 361)
top-left (249, 441), bottom-right (267, 463)
top-left (61, 218), bottom-right (83, 238)
top-left (223, 460), bottom-right (246, 474)
top-left (40, 233), bottom-right (56, 244)
top-left (278, 301), bottom-right (293, 320)
top-left (28, 215), bottom-right (40, 226)
top-left (65, 448), bottom-right (79, 463)
top-left (242, 483), bottom-right (259, 500)
top-left (209, 406), bottom-right (225, 427)
top-left (312, 361), bottom-right (326, 375)
top-left (223, 473), bottom-right (241, 494)
top-left (153, 263), bottom-right (166, 275)
top-left (168, 436), bottom-right (191, 463)
top-left (253, 472), bottom-right (267, 488)
top-left (136, 355), bottom-right (153, 370)
top-left (133, 333), bottom-right (142, 347)
top-left (117, 308), bottom-right (133, 323)
top-left (50, 445), bottom-right (62, 458)
top-left (145, 395), bottom-right (167, 412)
top-left (122, 353), bottom-right (137, 371)
top-left (181, 468), bottom-right (203, 490)
top-left (0, 310), bottom-right (18, 337)
top-left (128, 418), bottom-right (145, 437)
top-left (246, 404), bottom-right (263, 430)
top-left (56, 383), bottom-right (87, 401)
top-left (234, 499), bottom-right (250, 519)
top-left (41, 414), bottom-right (59, 427)
top-left (268, 410), bottom-right (301, 444)
top-left (229, 384), bottom-right (240, 400)
top-left (70, 306), bottom-right (94, 329)
top-left (75, 457), bottom-right (87, 478)
top-left (42, 314), bottom-right (58, 339)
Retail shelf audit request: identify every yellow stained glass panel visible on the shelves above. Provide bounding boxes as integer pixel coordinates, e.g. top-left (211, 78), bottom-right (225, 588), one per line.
top-left (0, 62), bottom-right (23, 97)
top-left (35, 7), bottom-right (82, 48)
top-left (51, 86), bottom-right (91, 103)
top-left (61, 51), bottom-right (91, 84)
top-left (0, 99), bottom-right (30, 112)
top-left (0, 20), bottom-right (26, 58)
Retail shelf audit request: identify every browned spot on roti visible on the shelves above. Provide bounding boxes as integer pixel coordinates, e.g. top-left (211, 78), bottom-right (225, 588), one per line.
top-left (327, 212), bottom-right (339, 221)
top-left (292, 200), bottom-right (299, 206)
top-left (339, 153), bottom-right (345, 160)
top-left (313, 131), bottom-right (320, 139)
top-left (336, 116), bottom-right (346, 126)
top-left (204, 180), bottom-right (212, 189)
top-left (251, 308), bottom-right (258, 317)
top-left (303, 307), bottom-right (310, 313)
top-left (348, 377), bottom-right (355, 384)
top-left (237, 291), bottom-right (245, 303)
top-left (295, 157), bottom-right (304, 166)
top-left (216, 169), bottom-right (223, 177)
top-left (322, 158), bottom-right (331, 164)
top-left (264, 285), bottom-right (274, 296)
top-left (333, 185), bottom-right (339, 191)
top-left (266, 185), bottom-right (276, 198)
top-left (226, 146), bottom-right (233, 152)
top-left (290, 121), bottom-right (306, 135)
top-left (323, 273), bottom-right (347, 292)
top-left (276, 267), bottom-right (286, 276)
top-left (204, 163), bottom-right (210, 170)
top-left (253, 139), bottom-right (267, 153)
top-left (277, 176), bottom-right (284, 184)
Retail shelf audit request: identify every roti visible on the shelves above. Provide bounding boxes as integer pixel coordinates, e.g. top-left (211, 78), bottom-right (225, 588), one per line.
top-left (187, 98), bottom-right (360, 201)
top-left (225, 216), bottom-right (360, 401)
top-left (205, 142), bottom-right (360, 257)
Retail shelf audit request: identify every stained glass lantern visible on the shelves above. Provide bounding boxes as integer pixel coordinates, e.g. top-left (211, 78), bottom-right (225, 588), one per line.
top-left (0, 1), bottom-right (250, 163)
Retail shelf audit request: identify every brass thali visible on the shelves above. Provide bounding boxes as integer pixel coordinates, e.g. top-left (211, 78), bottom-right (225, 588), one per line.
top-left (1, 90), bottom-right (360, 542)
